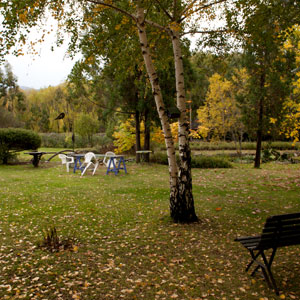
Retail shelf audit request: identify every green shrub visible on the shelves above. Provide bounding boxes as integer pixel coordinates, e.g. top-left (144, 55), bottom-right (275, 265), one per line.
top-left (150, 152), bottom-right (169, 165)
top-left (150, 152), bottom-right (233, 168)
top-left (0, 128), bottom-right (41, 164)
top-left (179, 141), bottom-right (299, 151)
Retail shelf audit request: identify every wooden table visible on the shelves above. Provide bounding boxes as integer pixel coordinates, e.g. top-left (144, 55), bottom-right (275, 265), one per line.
top-left (136, 150), bottom-right (152, 162)
top-left (25, 151), bottom-right (60, 167)
top-left (25, 151), bottom-right (46, 167)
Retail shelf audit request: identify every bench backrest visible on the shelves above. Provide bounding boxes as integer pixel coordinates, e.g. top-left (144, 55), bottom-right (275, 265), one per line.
top-left (258, 212), bottom-right (300, 249)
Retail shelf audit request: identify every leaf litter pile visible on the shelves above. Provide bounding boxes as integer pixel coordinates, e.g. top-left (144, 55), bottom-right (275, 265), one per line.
top-left (0, 162), bottom-right (299, 300)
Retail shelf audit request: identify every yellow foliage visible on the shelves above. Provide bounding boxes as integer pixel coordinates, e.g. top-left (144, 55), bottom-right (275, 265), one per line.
top-left (121, 16), bottom-right (130, 25)
top-left (112, 117), bottom-right (144, 154)
top-left (152, 122), bottom-right (179, 145)
top-left (92, 5), bottom-right (107, 13)
top-left (152, 126), bottom-right (165, 145)
top-left (18, 11), bottom-right (28, 23)
top-left (152, 123), bottom-right (203, 143)
top-left (169, 22), bottom-right (181, 32)
top-left (197, 73), bottom-right (244, 141)
top-left (280, 99), bottom-right (300, 144)
top-left (279, 26), bottom-right (300, 145)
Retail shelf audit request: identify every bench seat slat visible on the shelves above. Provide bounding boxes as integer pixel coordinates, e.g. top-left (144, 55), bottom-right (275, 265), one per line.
top-left (268, 212), bottom-right (300, 220)
top-left (263, 221), bottom-right (300, 230)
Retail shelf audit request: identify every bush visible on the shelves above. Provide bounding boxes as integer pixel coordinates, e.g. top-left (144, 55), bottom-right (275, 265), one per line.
top-left (183, 141), bottom-right (299, 151)
top-left (150, 152), bottom-right (233, 168)
top-left (0, 128), bottom-right (41, 164)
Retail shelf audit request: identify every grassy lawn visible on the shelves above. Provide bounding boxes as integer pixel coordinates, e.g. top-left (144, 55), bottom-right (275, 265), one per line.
top-left (0, 154), bottom-right (299, 300)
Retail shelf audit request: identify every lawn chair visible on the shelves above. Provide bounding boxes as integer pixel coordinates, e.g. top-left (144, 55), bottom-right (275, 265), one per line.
top-left (103, 151), bottom-right (117, 170)
top-left (81, 152), bottom-right (99, 176)
top-left (58, 154), bottom-right (74, 172)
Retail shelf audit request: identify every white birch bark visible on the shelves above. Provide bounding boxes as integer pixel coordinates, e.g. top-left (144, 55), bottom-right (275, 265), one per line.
top-left (169, 28), bottom-right (197, 222)
top-left (136, 4), bottom-right (179, 194)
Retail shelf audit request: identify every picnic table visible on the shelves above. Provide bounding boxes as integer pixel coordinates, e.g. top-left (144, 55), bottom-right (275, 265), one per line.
top-left (25, 150), bottom-right (73, 167)
top-left (25, 151), bottom-right (52, 167)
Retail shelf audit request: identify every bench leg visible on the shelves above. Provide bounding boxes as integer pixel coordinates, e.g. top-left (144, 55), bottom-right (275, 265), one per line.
top-left (247, 248), bottom-right (279, 295)
top-left (261, 250), bottom-right (279, 295)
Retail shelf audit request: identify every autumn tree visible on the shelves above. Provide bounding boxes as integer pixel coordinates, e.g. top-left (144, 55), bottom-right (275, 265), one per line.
top-left (197, 72), bottom-right (245, 152)
top-left (0, 0), bottom-right (227, 223)
top-left (0, 62), bottom-right (26, 118)
top-left (226, 0), bottom-right (300, 168)
top-left (75, 113), bottom-right (100, 146)
top-left (275, 25), bottom-right (300, 144)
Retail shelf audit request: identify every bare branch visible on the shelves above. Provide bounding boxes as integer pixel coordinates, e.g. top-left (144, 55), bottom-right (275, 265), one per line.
top-left (173, 0), bottom-right (178, 19)
top-left (154, 0), bottom-right (173, 20)
top-left (179, 0), bottom-right (228, 23)
top-left (181, 29), bottom-right (229, 36)
top-left (180, 0), bottom-right (198, 19)
top-left (87, 0), bottom-right (137, 22)
top-left (144, 19), bottom-right (169, 33)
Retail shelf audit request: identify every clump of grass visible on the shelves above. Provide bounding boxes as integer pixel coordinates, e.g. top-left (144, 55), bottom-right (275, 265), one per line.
top-left (37, 226), bottom-right (76, 252)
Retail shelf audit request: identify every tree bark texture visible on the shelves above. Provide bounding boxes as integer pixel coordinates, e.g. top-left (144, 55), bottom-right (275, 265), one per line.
top-left (136, 6), bottom-right (178, 186)
top-left (136, 5), bottom-right (197, 223)
top-left (170, 29), bottom-right (198, 222)
top-left (144, 108), bottom-right (151, 163)
top-left (254, 73), bottom-right (265, 168)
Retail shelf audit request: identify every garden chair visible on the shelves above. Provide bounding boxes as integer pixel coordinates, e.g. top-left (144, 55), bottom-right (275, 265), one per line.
top-left (80, 152), bottom-right (99, 176)
top-left (58, 154), bottom-right (74, 172)
top-left (103, 151), bottom-right (117, 169)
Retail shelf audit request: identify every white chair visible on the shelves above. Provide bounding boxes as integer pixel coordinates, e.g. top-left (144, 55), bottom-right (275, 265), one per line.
top-left (58, 154), bottom-right (74, 172)
top-left (103, 151), bottom-right (117, 169)
top-left (81, 152), bottom-right (99, 176)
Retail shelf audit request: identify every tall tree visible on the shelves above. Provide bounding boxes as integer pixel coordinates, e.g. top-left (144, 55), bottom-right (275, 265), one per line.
top-left (0, 62), bottom-right (26, 116)
top-left (227, 0), bottom-right (299, 168)
top-left (197, 72), bottom-right (245, 151)
top-left (1, 0), bottom-right (225, 222)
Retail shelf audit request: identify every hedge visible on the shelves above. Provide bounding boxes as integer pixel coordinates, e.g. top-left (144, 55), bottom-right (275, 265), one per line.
top-left (150, 152), bottom-right (233, 168)
top-left (0, 128), bottom-right (41, 164)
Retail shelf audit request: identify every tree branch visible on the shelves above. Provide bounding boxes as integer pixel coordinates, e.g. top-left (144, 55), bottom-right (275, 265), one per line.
top-left (179, 0), bottom-right (228, 23)
top-left (87, 0), bottom-right (137, 22)
top-left (154, 0), bottom-right (173, 21)
top-left (173, 0), bottom-right (178, 20)
top-left (144, 19), bottom-right (169, 33)
top-left (181, 29), bottom-right (229, 36)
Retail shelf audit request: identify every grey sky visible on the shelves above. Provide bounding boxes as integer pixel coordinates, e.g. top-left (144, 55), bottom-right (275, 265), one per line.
top-left (3, 16), bottom-right (79, 90)
top-left (6, 46), bottom-right (77, 90)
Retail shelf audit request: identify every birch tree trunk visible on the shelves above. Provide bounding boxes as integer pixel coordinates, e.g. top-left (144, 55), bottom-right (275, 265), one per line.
top-left (136, 4), bottom-right (198, 223)
top-left (170, 29), bottom-right (198, 222)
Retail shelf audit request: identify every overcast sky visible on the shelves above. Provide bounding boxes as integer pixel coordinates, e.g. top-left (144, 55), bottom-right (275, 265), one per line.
top-left (3, 16), bottom-right (80, 90)
top-left (6, 46), bottom-right (77, 90)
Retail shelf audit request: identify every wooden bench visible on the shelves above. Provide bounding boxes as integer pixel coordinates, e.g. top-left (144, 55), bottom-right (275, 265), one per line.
top-left (235, 212), bottom-right (300, 295)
